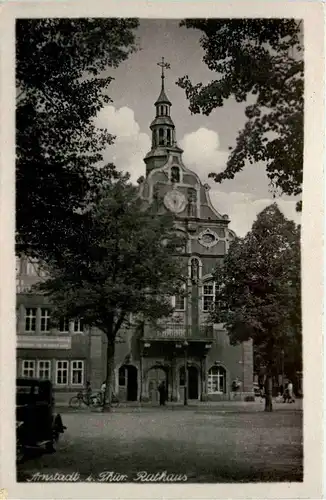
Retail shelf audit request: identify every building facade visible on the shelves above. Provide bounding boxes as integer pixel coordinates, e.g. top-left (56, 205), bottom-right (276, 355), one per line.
top-left (16, 256), bottom-right (105, 404)
top-left (112, 67), bottom-right (253, 403)
top-left (16, 65), bottom-right (254, 403)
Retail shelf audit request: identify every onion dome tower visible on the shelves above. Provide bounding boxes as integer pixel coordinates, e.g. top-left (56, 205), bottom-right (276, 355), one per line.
top-left (144, 57), bottom-right (183, 176)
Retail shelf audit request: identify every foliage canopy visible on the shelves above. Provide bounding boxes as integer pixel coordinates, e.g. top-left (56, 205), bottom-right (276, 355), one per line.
top-left (16, 18), bottom-right (139, 253)
top-left (177, 19), bottom-right (303, 206)
top-left (212, 203), bottom-right (301, 378)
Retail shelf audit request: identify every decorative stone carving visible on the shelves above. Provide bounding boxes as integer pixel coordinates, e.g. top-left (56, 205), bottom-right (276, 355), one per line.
top-left (198, 228), bottom-right (219, 248)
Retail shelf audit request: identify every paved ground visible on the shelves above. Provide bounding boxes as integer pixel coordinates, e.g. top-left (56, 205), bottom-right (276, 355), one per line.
top-left (17, 403), bottom-right (303, 483)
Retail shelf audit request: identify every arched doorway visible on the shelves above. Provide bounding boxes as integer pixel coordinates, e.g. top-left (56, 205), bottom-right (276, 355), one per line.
top-left (179, 365), bottom-right (199, 400)
top-left (119, 365), bottom-right (138, 401)
top-left (147, 366), bottom-right (168, 404)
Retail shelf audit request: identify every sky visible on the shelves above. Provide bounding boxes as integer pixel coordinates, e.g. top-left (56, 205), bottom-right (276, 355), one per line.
top-left (93, 19), bottom-right (301, 237)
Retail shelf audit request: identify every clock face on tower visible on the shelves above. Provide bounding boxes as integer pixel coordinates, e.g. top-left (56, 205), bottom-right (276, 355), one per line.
top-left (163, 189), bottom-right (187, 213)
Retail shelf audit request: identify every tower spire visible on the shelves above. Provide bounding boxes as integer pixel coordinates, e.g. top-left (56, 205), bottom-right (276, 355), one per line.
top-left (144, 59), bottom-right (183, 176)
top-left (157, 57), bottom-right (171, 91)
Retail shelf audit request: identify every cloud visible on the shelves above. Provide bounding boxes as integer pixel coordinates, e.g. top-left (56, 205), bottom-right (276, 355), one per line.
top-left (180, 127), bottom-right (229, 179)
top-left (94, 106), bottom-right (151, 183)
top-left (93, 107), bottom-right (300, 236)
top-left (209, 190), bottom-right (301, 237)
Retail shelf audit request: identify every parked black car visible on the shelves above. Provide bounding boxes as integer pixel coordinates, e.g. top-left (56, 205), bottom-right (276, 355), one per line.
top-left (16, 378), bottom-right (66, 463)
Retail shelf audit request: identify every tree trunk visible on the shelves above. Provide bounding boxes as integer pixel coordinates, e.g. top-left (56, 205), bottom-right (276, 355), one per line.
top-left (264, 372), bottom-right (273, 412)
top-left (102, 339), bottom-right (115, 411)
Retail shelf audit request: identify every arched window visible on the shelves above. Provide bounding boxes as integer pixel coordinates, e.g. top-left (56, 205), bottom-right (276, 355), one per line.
top-left (202, 281), bottom-right (216, 312)
top-left (171, 166), bottom-right (180, 183)
top-left (208, 365), bottom-right (226, 394)
top-left (26, 258), bottom-right (39, 276)
top-left (158, 128), bottom-right (164, 145)
top-left (172, 283), bottom-right (186, 311)
top-left (167, 129), bottom-right (171, 146)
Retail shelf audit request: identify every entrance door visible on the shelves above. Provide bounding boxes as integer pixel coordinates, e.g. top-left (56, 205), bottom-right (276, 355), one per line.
top-left (188, 366), bottom-right (199, 400)
top-left (126, 365), bottom-right (138, 401)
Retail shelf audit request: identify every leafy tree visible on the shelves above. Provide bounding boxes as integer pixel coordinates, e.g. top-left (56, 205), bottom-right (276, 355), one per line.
top-left (177, 20), bottom-right (303, 207)
top-left (16, 18), bottom-right (139, 255)
top-left (212, 203), bottom-right (301, 411)
top-left (37, 170), bottom-right (185, 408)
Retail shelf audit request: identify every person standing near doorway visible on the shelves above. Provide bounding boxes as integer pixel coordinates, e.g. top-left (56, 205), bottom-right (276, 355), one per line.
top-left (158, 381), bottom-right (167, 406)
top-left (287, 380), bottom-right (295, 403)
top-left (100, 380), bottom-right (106, 405)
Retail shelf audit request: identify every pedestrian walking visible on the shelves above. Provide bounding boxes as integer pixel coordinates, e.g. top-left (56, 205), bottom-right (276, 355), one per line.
top-left (100, 380), bottom-right (106, 405)
top-left (283, 383), bottom-right (289, 402)
top-left (158, 381), bottom-right (167, 406)
top-left (287, 380), bottom-right (295, 403)
top-left (85, 380), bottom-right (92, 404)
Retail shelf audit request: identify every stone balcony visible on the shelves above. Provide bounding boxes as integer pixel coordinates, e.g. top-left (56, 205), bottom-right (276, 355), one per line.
top-left (143, 323), bottom-right (214, 341)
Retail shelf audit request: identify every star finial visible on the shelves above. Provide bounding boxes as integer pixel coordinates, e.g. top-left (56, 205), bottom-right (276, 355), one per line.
top-left (157, 57), bottom-right (171, 89)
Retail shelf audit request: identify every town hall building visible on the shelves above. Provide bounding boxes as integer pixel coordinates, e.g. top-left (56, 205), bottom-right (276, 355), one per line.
top-left (107, 60), bottom-right (254, 403)
top-left (16, 60), bottom-right (253, 403)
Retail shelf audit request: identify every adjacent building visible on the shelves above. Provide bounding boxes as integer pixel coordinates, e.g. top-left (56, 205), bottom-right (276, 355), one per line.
top-left (16, 64), bottom-right (254, 403)
top-left (16, 256), bottom-right (105, 404)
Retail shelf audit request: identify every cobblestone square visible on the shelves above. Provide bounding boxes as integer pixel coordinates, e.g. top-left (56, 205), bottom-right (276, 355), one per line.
top-left (18, 404), bottom-right (303, 483)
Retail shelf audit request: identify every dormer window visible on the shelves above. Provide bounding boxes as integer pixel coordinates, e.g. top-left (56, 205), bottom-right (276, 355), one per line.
top-left (159, 128), bottom-right (164, 145)
top-left (171, 166), bottom-right (180, 183)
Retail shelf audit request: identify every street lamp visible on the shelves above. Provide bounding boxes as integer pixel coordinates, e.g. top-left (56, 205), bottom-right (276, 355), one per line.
top-left (183, 340), bottom-right (189, 406)
top-left (281, 349), bottom-right (285, 389)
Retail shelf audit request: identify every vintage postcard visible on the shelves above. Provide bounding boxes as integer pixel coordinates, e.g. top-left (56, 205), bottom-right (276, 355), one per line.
top-left (0, 0), bottom-right (324, 499)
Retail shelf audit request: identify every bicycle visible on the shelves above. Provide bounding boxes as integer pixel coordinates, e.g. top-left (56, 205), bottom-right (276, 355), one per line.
top-left (69, 391), bottom-right (101, 409)
top-left (110, 392), bottom-right (120, 408)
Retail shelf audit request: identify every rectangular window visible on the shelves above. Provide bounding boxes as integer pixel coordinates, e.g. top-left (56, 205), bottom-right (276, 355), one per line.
top-left (25, 308), bottom-right (37, 332)
top-left (207, 367), bottom-right (226, 394)
top-left (22, 360), bottom-right (35, 378)
top-left (26, 258), bottom-right (38, 276)
top-left (73, 319), bottom-right (84, 333)
top-left (56, 361), bottom-right (68, 385)
top-left (203, 283), bottom-right (215, 312)
top-left (174, 293), bottom-right (186, 311)
top-left (71, 360), bottom-right (84, 385)
top-left (16, 257), bottom-right (21, 276)
top-left (59, 318), bottom-right (70, 333)
top-left (37, 360), bottom-right (51, 380)
top-left (40, 308), bottom-right (51, 332)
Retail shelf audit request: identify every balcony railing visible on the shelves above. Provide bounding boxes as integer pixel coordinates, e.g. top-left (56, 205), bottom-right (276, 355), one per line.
top-left (143, 323), bottom-right (214, 340)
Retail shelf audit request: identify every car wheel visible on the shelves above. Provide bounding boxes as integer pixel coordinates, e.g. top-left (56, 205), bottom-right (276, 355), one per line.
top-left (45, 441), bottom-right (56, 453)
top-left (69, 396), bottom-right (82, 408)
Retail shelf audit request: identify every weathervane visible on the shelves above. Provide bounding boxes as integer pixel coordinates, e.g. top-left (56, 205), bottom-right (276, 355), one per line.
top-left (157, 57), bottom-right (170, 89)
